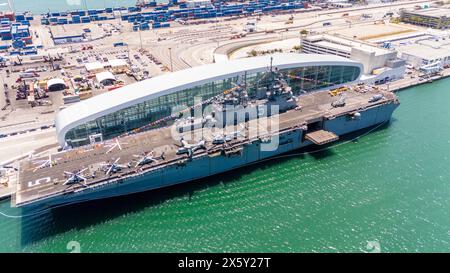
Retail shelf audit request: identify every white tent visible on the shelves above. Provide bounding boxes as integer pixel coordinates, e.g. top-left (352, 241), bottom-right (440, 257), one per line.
top-left (96, 71), bottom-right (116, 86)
top-left (85, 62), bottom-right (104, 73)
top-left (108, 59), bottom-right (128, 70)
top-left (47, 78), bottom-right (67, 91)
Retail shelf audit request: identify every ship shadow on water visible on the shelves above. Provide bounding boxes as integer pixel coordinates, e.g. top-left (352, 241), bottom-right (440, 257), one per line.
top-left (19, 121), bottom-right (393, 247)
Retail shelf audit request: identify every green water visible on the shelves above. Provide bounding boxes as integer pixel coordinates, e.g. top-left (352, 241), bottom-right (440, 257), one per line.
top-left (1, 79), bottom-right (450, 253)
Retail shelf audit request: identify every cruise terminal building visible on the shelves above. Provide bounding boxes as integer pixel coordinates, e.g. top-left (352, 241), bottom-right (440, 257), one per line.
top-left (56, 54), bottom-right (363, 147)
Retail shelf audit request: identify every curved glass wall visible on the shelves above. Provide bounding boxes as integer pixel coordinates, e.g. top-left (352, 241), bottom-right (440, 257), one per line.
top-left (64, 65), bottom-right (360, 146)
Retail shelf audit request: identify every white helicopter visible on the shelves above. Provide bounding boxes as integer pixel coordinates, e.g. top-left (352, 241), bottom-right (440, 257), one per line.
top-left (101, 157), bottom-right (130, 175)
top-left (331, 94), bottom-right (346, 108)
top-left (134, 151), bottom-right (165, 168)
top-left (105, 138), bottom-right (128, 154)
top-left (32, 154), bottom-right (55, 171)
top-left (176, 137), bottom-right (207, 157)
top-left (63, 168), bottom-right (89, 186)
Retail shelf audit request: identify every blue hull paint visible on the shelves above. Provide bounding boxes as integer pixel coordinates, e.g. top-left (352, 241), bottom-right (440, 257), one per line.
top-left (23, 102), bottom-right (399, 210)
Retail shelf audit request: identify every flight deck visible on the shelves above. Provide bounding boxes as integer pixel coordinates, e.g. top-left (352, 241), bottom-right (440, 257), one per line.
top-left (15, 87), bottom-right (398, 207)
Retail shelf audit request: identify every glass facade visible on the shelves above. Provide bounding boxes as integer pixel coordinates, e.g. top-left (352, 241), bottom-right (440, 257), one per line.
top-left (64, 65), bottom-right (360, 146)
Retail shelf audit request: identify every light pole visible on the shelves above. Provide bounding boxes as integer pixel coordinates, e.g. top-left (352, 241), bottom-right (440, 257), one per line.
top-left (138, 27), bottom-right (143, 50)
top-left (168, 47), bottom-right (173, 72)
top-left (126, 44), bottom-right (130, 62)
top-left (1, 71), bottom-right (8, 109)
top-left (7, 0), bottom-right (14, 12)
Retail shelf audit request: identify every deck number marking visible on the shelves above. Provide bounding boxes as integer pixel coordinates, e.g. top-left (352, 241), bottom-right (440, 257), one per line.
top-left (28, 177), bottom-right (51, 188)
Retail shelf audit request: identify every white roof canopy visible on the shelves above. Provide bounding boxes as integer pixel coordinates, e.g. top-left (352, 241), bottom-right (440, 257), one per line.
top-left (96, 71), bottom-right (116, 83)
top-left (47, 78), bottom-right (66, 89)
top-left (56, 53), bottom-right (363, 145)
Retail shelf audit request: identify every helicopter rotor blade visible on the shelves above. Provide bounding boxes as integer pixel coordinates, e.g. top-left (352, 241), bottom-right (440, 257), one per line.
top-left (106, 165), bottom-right (114, 176)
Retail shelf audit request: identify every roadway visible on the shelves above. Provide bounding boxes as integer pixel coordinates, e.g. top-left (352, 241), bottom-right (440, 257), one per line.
top-left (149, 0), bottom-right (431, 69)
top-left (0, 128), bottom-right (57, 166)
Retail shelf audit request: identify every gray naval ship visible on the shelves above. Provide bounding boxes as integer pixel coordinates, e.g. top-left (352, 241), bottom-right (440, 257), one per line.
top-left (175, 68), bottom-right (298, 134)
top-left (13, 63), bottom-right (400, 210)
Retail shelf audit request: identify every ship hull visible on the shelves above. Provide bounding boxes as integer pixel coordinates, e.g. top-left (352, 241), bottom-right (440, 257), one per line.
top-left (21, 101), bottom-right (399, 210)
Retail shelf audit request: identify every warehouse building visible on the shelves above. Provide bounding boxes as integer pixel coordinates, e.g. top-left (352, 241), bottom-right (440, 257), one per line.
top-left (400, 8), bottom-right (450, 29)
top-left (301, 34), bottom-right (406, 83)
top-left (397, 39), bottom-right (450, 72)
top-left (185, 0), bottom-right (212, 8)
top-left (50, 26), bottom-right (86, 44)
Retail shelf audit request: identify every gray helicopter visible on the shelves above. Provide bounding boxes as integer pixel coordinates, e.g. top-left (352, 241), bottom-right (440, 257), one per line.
top-left (101, 157), bottom-right (130, 175)
top-left (331, 94), bottom-right (346, 108)
top-left (134, 151), bottom-right (165, 168)
top-left (63, 168), bottom-right (88, 186)
top-left (176, 137), bottom-right (207, 157)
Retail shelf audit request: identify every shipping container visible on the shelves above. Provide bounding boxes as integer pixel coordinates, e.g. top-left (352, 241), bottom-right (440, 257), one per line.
top-left (113, 42), bottom-right (127, 47)
top-left (23, 49), bottom-right (38, 55)
top-left (16, 14), bottom-right (25, 21)
top-left (58, 18), bottom-right (68, 25)
top-left (12, 39), bottom-right (25, 49)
